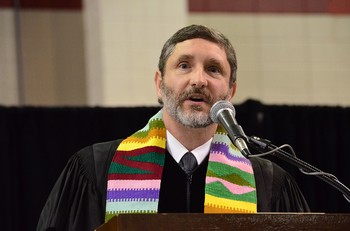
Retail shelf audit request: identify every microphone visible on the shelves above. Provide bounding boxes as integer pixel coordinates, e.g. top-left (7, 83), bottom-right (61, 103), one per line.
top-left (210, 100), bottom-right (251, 157)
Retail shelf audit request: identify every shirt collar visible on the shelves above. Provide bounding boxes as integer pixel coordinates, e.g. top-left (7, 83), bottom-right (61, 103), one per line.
top-left (166, 130), bottom-right (212, 165)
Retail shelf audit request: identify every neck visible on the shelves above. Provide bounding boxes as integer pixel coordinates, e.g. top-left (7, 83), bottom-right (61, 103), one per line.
top-left (162, 109), bottom-right (217, 151)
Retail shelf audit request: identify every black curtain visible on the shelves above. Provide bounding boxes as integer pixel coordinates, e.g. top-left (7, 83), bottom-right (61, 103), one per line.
top-left (1, 100), bottom-right (350, 231)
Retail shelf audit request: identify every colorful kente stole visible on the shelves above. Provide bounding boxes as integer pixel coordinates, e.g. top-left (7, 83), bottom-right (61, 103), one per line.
top-left (105, 110), bottom-right (257, 221)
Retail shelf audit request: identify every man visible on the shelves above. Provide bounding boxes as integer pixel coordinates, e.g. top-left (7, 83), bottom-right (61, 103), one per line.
top-left (37, 25), bottom-right (309, 231)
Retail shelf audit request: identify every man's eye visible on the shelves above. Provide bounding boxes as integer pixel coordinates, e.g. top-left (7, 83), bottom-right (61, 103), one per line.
top-left (208, 66), bottom-right (221, 73)
top-left (179, 63), bottom-right (190, 69)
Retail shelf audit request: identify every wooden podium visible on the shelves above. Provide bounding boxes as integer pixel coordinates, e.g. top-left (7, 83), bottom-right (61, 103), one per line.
top-left (96, 213), bottom-right (350, 231)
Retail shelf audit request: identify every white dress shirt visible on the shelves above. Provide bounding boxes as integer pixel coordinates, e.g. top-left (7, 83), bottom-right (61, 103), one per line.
top-left (166, 130), bottom-right (212, 165)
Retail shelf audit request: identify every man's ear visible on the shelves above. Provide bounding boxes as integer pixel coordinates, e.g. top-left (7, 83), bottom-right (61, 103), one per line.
top-left (154, 70), bottom-right (163, 99)
top-left (228, 82), bottom-right (237, 100)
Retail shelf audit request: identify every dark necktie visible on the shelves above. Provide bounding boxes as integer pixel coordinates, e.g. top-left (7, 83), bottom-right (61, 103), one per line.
top-left (179, 152), bottom-right (198, 174)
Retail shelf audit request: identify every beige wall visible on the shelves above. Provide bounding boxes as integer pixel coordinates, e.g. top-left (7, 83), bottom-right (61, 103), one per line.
top-left (0, 9), bottom-right (86, 106)
top-left (1, 3), bottom-right (350, 107)
top-left (20, 10), bottom-right (87, 106)
top-left (0, 9), bottom-right (18, 105)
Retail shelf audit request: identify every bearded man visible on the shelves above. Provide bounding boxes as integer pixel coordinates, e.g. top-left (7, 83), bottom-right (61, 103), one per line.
top-left (37, 25), bottom-right (309, 231)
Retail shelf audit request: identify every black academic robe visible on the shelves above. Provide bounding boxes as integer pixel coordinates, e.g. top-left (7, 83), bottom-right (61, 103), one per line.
top-left (37, 140), bottom-right (310, 231)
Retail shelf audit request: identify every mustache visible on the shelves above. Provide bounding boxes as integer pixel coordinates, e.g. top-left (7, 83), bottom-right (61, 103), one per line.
top-left (178, 88), bottom-right (214, 104)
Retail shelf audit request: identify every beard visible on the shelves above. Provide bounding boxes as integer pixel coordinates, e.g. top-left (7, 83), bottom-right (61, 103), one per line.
top-left (160, 81), bottom-right (231, 128)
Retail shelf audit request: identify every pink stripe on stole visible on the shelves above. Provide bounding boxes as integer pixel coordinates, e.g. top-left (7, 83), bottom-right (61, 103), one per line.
top-left (209, 154), bottom-right (254, 174)
top-left (206, 177), bottom-right (255, 194)
top-left (108, 179), bottom-right (161, 190)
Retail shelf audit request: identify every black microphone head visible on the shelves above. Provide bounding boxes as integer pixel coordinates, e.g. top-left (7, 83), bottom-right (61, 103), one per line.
top-left (210, 100), bottom-right (236, 123)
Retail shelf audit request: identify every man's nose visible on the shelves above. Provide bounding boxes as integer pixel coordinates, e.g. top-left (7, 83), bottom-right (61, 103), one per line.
top-left (190, 68), bottom-right (208, 88)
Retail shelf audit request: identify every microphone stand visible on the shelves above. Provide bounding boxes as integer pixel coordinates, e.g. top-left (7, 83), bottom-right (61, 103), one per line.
top-left (247, 136), bottom-right (350, 203)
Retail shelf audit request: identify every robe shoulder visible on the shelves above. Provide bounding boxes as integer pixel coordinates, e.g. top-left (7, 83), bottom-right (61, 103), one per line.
top-left (36, 140), bottom-right (121, 231)
top-left (250, 156), bottom-right (310, 212)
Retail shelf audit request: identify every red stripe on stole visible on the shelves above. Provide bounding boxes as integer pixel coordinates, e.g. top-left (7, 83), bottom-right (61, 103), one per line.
top-left (110, 146), bottom-right (166, 180)
top-left (108, 173), bottom-right (161, 180)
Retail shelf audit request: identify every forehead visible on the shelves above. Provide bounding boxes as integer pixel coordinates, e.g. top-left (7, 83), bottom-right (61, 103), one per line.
top-left (169, 38), bottom-right (228, 63)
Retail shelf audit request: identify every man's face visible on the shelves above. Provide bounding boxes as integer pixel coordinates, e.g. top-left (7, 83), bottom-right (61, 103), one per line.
top-left (155, 38), bottom-right (236, 128)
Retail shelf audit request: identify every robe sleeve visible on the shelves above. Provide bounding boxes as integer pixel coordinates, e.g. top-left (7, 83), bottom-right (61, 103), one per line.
top-left (270, 164), bottom-right (311, 212)
top-left (36, 140), bottom-right (120, 231)
top-left (251, 157), bottom-right (310, 212)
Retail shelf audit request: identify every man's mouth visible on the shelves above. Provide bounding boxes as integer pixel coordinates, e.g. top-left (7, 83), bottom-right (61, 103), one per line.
top-left (189, 95), bottom-right (204, 102)
top-left (188, 94), bottom-right (208, 103)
